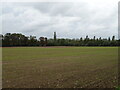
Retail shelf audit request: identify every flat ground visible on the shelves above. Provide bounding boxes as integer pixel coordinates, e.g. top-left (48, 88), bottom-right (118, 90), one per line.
top-left (2, 47), bottom-right (118, 88)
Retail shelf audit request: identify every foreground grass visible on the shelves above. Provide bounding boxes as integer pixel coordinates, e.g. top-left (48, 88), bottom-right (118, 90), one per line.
top-left (2, 47), bottom-right (118, 88)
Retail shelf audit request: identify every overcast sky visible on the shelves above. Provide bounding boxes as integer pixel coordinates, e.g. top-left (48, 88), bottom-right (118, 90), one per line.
top-left (0, 0), bottom-right (119, 39)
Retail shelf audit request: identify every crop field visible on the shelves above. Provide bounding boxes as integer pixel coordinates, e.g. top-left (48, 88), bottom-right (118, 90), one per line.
top-left (2, 47), bottom-right (118, 88)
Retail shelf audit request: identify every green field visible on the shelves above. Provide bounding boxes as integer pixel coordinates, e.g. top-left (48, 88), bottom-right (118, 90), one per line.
top-left (2, 47), bottom-right (118, 88)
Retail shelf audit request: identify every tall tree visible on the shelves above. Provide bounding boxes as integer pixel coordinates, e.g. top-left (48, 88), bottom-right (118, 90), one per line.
top-left (112, 36), bottom-right (115, 41)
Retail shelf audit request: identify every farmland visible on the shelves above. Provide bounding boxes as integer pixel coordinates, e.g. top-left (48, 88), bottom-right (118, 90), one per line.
top-left (2, 47), bottom-right (118, 88)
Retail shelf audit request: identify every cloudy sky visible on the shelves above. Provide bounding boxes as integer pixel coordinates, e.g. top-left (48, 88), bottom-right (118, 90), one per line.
top-left (0, 0), bottom-right (119, 39)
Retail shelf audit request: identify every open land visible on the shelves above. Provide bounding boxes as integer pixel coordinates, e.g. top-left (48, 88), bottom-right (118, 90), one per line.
top-left (2, 47), bottom-right (118, 88)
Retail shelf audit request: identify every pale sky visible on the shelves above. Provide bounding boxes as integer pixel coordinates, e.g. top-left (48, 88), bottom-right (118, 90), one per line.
top-left (0, 0), bottom-right (119, 39)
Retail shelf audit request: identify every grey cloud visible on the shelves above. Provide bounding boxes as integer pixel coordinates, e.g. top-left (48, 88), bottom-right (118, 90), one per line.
top-left (1, 1), bottom-right (118, 39)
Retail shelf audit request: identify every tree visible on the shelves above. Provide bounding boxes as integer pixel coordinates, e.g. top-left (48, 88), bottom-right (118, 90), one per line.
top-left (2, 33), bottom-right (119, 47)
top-left (108, 37), bottom-right (111, 41)
top-left (112, 36), bottom-right (115, 41)
top-left (54, 32), bottom-right (56, 41)
top-left (93, 36), bottom-right (96, 40)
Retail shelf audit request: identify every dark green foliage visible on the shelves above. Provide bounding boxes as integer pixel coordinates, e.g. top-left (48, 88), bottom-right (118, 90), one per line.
top-left (54, 32), bottom-right (56, 41)
top-left (1, 33), bottom-right (119, 47)
top-left (2, 33), bottom-right (39, 47)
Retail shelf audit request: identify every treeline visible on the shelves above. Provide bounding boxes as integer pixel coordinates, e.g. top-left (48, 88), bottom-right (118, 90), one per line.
top-left (0, 33), bottom-right (120, 47)
top-left (0, 33), bottom-right (39, 47)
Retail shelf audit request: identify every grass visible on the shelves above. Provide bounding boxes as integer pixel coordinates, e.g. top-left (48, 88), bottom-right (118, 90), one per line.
top-left (2, 47), bottom-right (118, 88)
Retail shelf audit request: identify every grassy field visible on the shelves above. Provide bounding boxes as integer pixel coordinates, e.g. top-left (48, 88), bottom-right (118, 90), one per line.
top-left (2, 47), bottom-right (118, 88)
